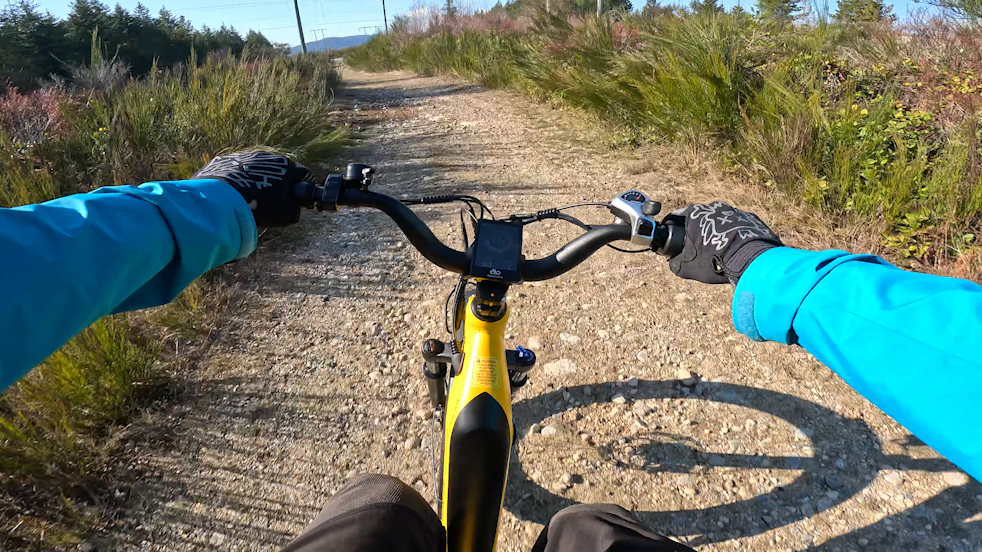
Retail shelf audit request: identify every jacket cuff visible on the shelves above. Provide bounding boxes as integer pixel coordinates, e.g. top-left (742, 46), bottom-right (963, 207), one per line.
top-left (731, 247), bottom-right (892, 344)
top-left (94, 179), bottom-right (257, 260)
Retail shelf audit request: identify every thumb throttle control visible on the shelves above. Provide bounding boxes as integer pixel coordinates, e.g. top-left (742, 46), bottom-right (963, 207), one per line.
top-left (609, 190), bottom-right (684, 258)
top-left (609, 190), bottom-right (659, 247)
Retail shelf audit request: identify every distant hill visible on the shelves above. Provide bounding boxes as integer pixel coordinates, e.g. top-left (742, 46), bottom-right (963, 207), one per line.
top-left (290, 35), bottom-right (372, 55)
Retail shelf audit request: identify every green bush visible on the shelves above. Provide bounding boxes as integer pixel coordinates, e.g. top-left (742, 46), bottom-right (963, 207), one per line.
top-left (29, 52), bottom-right (344, 188)
top-left (344, 33), bottom-right (404, 72)
top-left (0, 317), bottom-right (159, 481)
top-left (0, 134), bottom-right (59, 207)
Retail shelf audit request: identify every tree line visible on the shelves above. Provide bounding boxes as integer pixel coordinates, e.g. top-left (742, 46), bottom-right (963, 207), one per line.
top-left (0, 0), bottom-right (288, 92)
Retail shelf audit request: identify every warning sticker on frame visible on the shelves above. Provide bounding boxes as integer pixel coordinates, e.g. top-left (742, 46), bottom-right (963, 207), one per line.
top-left (473, 356), bottom-right (501, 389)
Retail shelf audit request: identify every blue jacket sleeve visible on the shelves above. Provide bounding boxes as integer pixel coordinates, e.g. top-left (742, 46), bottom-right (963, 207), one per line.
top-left (0, 179), bottom-right (257, 390)
top-left (733, 247), bottom-right (982, 482)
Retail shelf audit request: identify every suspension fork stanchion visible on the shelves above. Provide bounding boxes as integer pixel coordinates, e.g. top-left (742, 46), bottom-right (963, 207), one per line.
top-left (441, 282), bottom-right (514, 551)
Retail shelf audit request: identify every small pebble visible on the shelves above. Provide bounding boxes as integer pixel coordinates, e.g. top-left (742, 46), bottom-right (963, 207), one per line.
top-left (559, 333), bottom-right (581, 345)
top-left (825, 474), bottom-right (845, 490)
top-left (943, 471), bottom-right (970, 486)
top-left (675, 368), bottom-right (698, 386)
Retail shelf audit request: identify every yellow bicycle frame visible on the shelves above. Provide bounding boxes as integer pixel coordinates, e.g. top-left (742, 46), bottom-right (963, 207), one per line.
top-left (440, 296), bottom-right (514, 552)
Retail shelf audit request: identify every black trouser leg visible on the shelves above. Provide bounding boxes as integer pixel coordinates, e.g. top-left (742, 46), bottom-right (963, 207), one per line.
top-left (531, 504), bottom-right (696, 552)
top-left (280, 474), bottom-right (445, 552)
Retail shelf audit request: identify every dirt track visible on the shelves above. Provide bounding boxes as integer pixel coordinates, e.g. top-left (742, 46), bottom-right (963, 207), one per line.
top-left (110, 70), bottom-right (982, 552)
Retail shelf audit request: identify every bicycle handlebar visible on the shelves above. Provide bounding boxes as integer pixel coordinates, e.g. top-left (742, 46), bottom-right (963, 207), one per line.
top-left (522, 224), bottom-right (632, 281)
top-left (340, 189), bottom-right (471, 274)
top-left (296, 180), bottom-right (678, 282)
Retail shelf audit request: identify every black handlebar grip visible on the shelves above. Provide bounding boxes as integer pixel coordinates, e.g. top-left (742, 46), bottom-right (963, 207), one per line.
top-left (292, 181), bottom-right (317, 208)
top-left (654, 222), bottom-right (685, 258)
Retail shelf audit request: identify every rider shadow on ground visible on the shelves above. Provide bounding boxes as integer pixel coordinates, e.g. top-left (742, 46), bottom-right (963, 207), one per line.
top-left (508, 380), bottom-right (981, 551)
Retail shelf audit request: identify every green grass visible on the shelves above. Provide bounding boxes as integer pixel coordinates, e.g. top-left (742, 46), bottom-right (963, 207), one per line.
top-left (0, 317), bottom-right (159, 481)
top-left (0, 135), bottom-right (59, 206)
top-left (345, 12), bottom-right (982, 268)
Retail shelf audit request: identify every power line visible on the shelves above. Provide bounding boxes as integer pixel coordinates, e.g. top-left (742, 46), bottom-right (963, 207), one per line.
top-left (260, 19), bottom-right (381, 30)
top-left (241, 15), bottom-right (294, 23)
top-left (176, 1), bottom-right (284, 12)
top-left (303, 10), bottom-right (382, 15)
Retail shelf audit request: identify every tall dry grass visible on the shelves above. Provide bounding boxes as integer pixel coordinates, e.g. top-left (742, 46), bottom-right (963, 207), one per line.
top-left (346, 9), bottom-right (982, 270)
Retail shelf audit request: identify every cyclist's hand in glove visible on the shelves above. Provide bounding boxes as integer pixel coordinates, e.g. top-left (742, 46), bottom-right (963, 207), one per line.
top-left (194, 150), bottom-right (311, 227)
top-left (662, 202), bottom-right (782, 284)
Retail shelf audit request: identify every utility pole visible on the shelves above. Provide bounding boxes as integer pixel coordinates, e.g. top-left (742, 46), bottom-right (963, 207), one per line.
top-left (446, 0), bottom-right (454, 17)
top-left (382, 0), bottom-right (388, 33)
top-left (294, 0), bottom-right (307, 54)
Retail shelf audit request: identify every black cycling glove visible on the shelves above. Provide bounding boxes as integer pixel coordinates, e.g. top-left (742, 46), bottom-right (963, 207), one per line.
top-left (662, 202), bottom-right (782, 284)
top-left (194, 150), bottom-right (311, 227)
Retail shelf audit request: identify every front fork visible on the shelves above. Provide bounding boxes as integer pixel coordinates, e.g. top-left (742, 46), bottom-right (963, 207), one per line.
top-left (421, 341), bottom-right (536, 411)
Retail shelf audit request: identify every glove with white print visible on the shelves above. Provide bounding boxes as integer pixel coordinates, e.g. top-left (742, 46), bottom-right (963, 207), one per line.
top-left (194, 150), bottom-right (312, 227)
top-left (661, 202), bottom-right (782, 284)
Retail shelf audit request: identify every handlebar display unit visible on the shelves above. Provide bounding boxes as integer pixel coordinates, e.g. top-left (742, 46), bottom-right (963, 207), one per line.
top-left (470, 220), bottom-right (523, 283)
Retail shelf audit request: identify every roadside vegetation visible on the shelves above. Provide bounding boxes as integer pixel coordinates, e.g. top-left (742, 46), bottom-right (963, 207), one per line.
top-left (0, 2), bottom-right (344, 547)
top-left (346, 0), bottom-right (982, 277)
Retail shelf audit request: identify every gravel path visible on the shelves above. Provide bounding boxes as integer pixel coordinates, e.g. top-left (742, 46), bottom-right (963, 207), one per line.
top-left (110, 70), bottom-right (981, 552)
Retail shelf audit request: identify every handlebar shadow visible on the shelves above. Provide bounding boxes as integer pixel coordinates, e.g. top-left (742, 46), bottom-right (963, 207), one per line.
top-left (508, 380), bottom-right (981, 549)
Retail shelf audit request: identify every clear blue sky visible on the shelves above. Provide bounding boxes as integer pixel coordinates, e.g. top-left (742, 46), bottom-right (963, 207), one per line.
top-left (32, 0), bottom-right (927, 47)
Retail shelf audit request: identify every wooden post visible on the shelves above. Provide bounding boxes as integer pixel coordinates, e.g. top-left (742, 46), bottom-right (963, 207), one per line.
top-left (294, 0), bottom-right (307, 54)
top-left (597, 0), bottom-right (601, 15)
top-left (382, 0), bottom-right (389, 33)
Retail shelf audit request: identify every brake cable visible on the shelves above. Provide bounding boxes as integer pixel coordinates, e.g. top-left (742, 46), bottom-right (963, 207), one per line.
top-left (444, 276), bottom-right (468, 353)
top-left (506, 203), bottom-right (650, 253)
top-left (401, 195), bottom-right (495, 220)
